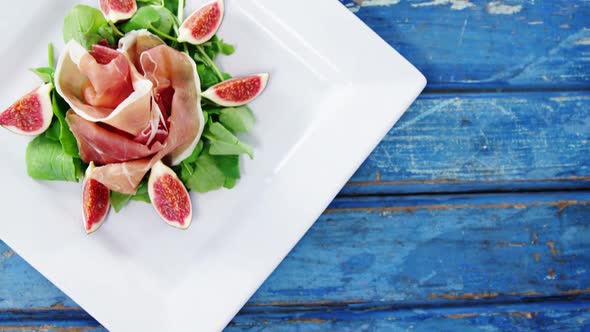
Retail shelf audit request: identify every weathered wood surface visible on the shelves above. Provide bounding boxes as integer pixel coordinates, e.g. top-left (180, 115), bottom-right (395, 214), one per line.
top-left (344, 91), bottom-right (590, 195)
top-left (340, 0), bottom-right (590, 90)
top-left (2, 0), bottom-right (590, 330)
top-left (2, 301), bottom-right (590, 331)
top-left (2, 192), bottom-right (589, 330)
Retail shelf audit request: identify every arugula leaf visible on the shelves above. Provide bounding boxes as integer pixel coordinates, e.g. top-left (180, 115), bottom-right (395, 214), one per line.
top-left (110, 191), bottom-right (132, 212)
top-left (120, 5), bottom-right (176, 37)
top-left (110, 179), bottom-right (151, 212)
top-left (52, 92), bottom-right (80, 158)
top-left (223, 177), bottom-right (237, 189)
top-left (205, 122), bottom-right (254, 158)
top-left (131, 180), bottom-right (152, 203)
top-left (219, 106), bottom-right (255, 133)
top-left (163, 0), bottom-right (185, 16)
top-left (203, 36), bottom-right (235, 58)
top-left (182, 140), bottom-right (204, 164)
top-left (97, 25), bottom-right (116, 46)
top-left (26, 135), bottom-right (83, 182)
top-left (214, 154), bottom-right (240, 179)
top-left (185, 149), bottom-right (226, 192)
top-left (219, 41), bottom-right (235, 56)
top-left (181, 145), bottom-right (241, 193)
top-left (196, 63), bottom-right (221, 90)
top-left (44, 120), bottom-right (61, 142)
top-left (137, 0), bottom-right (162, 6)
top-left (63, 5), bottom-right (110, 49)
top-left (29, 67), bottom-right (54, 84)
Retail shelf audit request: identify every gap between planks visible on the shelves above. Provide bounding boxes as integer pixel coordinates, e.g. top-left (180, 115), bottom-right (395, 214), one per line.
top-left (3, 296), bottom-right (590, 329)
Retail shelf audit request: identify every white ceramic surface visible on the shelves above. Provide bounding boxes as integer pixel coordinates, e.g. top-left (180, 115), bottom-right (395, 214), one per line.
top-left (0, 0), bottom-right (426, 331)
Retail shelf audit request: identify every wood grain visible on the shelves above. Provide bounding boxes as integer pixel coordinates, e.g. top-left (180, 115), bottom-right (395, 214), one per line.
top-left (3, 301), bottom-right (590, 331)
top-left (340, 0), bottom-right (590, 90)
top-left (342, 91), bottom-right (590, 195)
top-left (2, 192), bottom-right (589, 330)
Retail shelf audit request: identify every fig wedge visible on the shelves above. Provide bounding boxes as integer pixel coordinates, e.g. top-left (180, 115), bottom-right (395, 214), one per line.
top-left (82, 162), bottom-right (111, 234)
top-left (202, 73), bottom-right (269, 107)
top-left (178, 0), bottom-right (224, 45)
top-left (148, 161), bottom-right (193, 229)
top-left (0, 83), bottom-right (53, 136)
top-left (99, 0), bottom-right (137, 23)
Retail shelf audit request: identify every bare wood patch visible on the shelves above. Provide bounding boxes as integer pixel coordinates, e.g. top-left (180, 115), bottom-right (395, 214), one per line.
top-left (546, 241), bottom-right (558, 257)
top-left (444, 313), bottom-right (478, 319)
top-left (428, 292), bottom-right (499, 300)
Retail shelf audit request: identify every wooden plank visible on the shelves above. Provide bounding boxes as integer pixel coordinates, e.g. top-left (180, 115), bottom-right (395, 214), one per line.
top-left (339, 0), bottom-right (590, 90)
top-left (2, 300), bottom-right (590, 331)
top-left (2, 192), bottom-right (589, 309)
top-left (229, 300), bottom-right (590, 331)
top-left (342, 91), bottom-right (590, 195)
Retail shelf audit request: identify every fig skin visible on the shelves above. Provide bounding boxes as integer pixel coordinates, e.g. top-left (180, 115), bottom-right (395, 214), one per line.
top-left (0, 83), bottom-right (54, 136)
top-left (202, 73), bottom-right (269, 107)
top-left (99, 0), bottom-right (138, 23)
top-left (82, 162), bottom-right (111, 234)
top-left (178, 0), bottom-right (225, 45)
top-left (148, 161), bottom-right (193, 229)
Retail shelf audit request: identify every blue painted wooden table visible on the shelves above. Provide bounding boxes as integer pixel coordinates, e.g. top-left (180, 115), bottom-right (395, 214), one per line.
top-left (2, 0), bottom-right (589, 330)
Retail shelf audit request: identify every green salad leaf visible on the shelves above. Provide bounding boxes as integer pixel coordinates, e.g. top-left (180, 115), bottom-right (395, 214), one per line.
top-left (120, 5), bottom-right (177, 37)
top-left (29, 67), bottom-right (54, 84)
top-left (63, 5), bottom-right (111, 49)
top-left (219, 106), bottom-right (255, 133)
top-left (26, 135), bottom-right (83, 182)
top-left (163, 0), bottom-right (185, 17)
top-left (183, 147), bottom-right (240, 193)
top-left (110, 179), bottom-right (151, 212)
top-left (197, 63), bottom-right (221, 90)
top-left (204, 122), bottom-right (254, 158)
top-left (44, 121), bottom-right (61, 142)
top-left (203, 36), bottom-right (235, 59)
top-left (52, 92), bottom-right (80, 157)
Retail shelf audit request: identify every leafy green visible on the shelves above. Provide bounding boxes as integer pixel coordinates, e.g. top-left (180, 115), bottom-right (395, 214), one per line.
top-left (163, 0), bottom-right (185, 17)
top-left (223, 177), bottom-right (237, 189)
top-left (52, 92), bottom-right (79, 157)
top-left (183, 147), bottom-right (240, 193)
top-left (178, 139), bottom-right (241, 193)
top-left (26, 135), bottom-right (83, 182)
top-left (29, 67), bottom-right (54, 84)
top-left (185, 150), bottom-right (224, 192)
top-left (183, 140), bottom-right (204, 164)
top-left (97, 25), bottom-right (116, 46)
top-left (214, 154), bottom-right (241, 179)
top-left (197, 63), bottom-right (221, 90)
top-left (137, 0), bottom-right (162, 6)
top-left (63, 5), bottom-right (111, 49)
top-left (219, 106), bottom-right (255, 133)
top-left (45, 121), bottom-right (61, 141)
top-left (203, 36), bottom-right (235, 59)
top-left (204, 122), bottom-right (254, 158)
top-left (110, 179), bottom-right (151, 212)
top-left (120, 5), bottom-right (177, 37)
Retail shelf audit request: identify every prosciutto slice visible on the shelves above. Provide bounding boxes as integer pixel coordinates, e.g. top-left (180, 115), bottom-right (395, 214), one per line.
top-left (56, 41), bottom-right (154, 136)
top-left (56, 31), bottom-right (204, 194)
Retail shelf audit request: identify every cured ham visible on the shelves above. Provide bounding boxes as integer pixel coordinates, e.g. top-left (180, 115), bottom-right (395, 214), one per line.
top-left (55, 31), bottom-right (204, 194)
top-left (56, 41), bottom-right (154, 136)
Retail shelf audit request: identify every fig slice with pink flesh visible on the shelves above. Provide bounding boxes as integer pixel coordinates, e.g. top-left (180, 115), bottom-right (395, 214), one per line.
top-left (99, 0), bottom-right (137, 23)
top-left (82, 162), bottom-right (111, 234)
top-left (178, 0), bottom-right (224, 45)
top-left (202, 73), bottom-right (269, 107)
top-left (148, 161), bottom-right (193, 229)
top-left (0, 83), bottom-right (53, 136)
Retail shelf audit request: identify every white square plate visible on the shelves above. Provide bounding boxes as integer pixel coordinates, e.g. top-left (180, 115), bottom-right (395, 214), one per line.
top-left (0, 0), bottom-right (425, 330)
